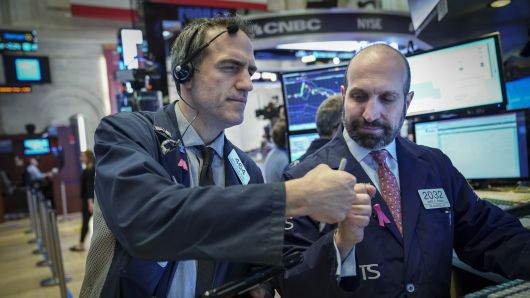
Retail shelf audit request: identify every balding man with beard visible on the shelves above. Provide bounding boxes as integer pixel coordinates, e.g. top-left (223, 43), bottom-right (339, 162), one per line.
top-left (276, 44), bottom-right (530, 298)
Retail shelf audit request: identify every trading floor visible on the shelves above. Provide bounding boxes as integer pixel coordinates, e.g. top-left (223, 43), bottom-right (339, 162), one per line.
top-left (0, 214), bottom-right (86, 297)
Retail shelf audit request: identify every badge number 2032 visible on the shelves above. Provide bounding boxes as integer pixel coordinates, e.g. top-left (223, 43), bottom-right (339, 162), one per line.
top-left (418, 188), bottom-right (450, 209)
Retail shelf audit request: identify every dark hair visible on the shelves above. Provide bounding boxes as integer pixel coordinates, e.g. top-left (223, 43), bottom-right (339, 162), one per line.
top-left (316, 95), bottom-right (343, 137)
top-left (25, 123), bottom-right (36, 135)
top-left (83, 150), bottom-right (95, 170)
top-left (170, 16), bottom-right (254, 91)
top-left (343, 44), bottom-right (411, 96)
top-left (272, 119), bottom-right (287, 148)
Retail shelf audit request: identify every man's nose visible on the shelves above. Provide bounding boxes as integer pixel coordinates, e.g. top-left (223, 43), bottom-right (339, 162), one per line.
top-left (362, 98), bottom-right (381, 123)
top-left (236, 71), bottom-right (253, 92)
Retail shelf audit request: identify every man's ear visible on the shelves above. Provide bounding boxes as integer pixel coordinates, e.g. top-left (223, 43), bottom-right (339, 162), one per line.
top-left (405, 91), bottom-right (414, 110)
top-left (341, 85), bottom-right (346, 101)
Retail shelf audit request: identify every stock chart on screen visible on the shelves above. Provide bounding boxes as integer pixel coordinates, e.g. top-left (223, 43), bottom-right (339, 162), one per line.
top-left (282, 65), bottom-right (346, 131)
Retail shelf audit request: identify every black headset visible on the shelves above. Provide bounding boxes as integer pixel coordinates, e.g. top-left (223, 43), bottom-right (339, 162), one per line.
top-left (172, 24), bottom-right (239, 84)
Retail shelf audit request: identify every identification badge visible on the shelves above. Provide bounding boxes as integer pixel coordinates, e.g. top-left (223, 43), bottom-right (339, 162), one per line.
top-left (228, 149), bottom-right (250, 185)
top-left (418, 188), bottom-right (450, 209)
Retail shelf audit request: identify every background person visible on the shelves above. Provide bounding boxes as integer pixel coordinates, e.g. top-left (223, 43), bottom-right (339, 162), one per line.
top-left (263, 119), bottom-right (289, 182)
top-left (70, 150), bottom-right (95, 252)
top-left (298, 94), bottom-right (343, 161)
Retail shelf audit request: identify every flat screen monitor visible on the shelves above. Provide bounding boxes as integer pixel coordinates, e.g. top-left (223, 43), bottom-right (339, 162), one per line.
top-left (406, 34), bottom-right (505, 117)
top-left (3, 55), bottom-right (51, 84)
top-left (0, 139), bottom-right (13, 153)
top-left (506, 76), bottom-right (530, 110)
top-left (282, 65), bottom-right (346, 132)
top-left (288, 132), bottom-right (320, 162)
top-left (24, 138), bottom-right (50, 155)
top-left (414, 110), bottom-right (529, 183)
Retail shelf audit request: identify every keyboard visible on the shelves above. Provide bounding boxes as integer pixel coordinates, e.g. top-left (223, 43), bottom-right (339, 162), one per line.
top-left (464, 279), bottom-right (530, 297)
top-left (474, 190), bottom-right (530, 210)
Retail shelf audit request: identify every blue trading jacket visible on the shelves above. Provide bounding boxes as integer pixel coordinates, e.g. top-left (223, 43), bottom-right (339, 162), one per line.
top-left (277, 132), bottom-right (530, 298)
top-left (82, 102), bottom-right (285, 297)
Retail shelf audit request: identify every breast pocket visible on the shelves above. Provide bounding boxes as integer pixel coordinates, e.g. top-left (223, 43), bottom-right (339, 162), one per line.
top-left (417, 208), bottom-right (454, 279)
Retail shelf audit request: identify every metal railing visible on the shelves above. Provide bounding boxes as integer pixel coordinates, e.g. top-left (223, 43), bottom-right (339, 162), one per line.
top-left (26, 188), bottom-right (73, 298)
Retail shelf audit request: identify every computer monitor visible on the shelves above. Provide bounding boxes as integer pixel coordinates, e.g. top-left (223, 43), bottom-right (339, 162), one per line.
top-left (282, 65), bottom-right (346, 132)
top-left (0, 139), bottom-right (13, 154)
top-left (288, 132), bottom-right (320, 162)
top-left (23, 138), bottom-right (50, 155)
top-left (3, 55), bottom-right (51, 84)
top-left (506, 76), bottom-right (530, 110)
top-left (414, 110), bottom-right (529, 183)
top-left (406, 34), bottom-right (505, 117)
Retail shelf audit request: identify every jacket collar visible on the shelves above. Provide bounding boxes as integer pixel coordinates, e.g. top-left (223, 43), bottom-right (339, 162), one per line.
top-left (153, 102), bottom-right (245, 186)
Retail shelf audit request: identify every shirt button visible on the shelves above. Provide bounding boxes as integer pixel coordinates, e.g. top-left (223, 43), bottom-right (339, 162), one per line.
top-left (406, 283), bottom-right (416, 293)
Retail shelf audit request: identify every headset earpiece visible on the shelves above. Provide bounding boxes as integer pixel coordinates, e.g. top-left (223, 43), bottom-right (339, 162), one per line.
top-left (173, 64), bottom-right (192, 84)
top-left (173, 24), bottom-right (239, 85)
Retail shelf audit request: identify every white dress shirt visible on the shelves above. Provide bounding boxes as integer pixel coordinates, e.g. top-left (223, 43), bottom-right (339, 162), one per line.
top-left (168, 102), bottom-right (226, 298)
top-left (335, 129), bottom-right (402, 279)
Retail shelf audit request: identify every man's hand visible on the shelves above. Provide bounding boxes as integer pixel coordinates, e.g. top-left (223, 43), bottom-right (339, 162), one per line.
top-left (248, 285), bottom-right (267, 298)
top-left (334, 183), bottom-right (375, 260)
top-left (285, 164), bottom-right (357, 223)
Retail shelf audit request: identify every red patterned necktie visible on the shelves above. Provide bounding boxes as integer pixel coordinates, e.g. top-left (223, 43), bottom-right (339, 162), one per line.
top-left (370, 150), bottom-right (403, 234)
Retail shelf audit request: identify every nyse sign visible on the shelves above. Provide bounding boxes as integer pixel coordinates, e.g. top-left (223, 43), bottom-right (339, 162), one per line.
top-left (357, 17), bottom-right (383, 30)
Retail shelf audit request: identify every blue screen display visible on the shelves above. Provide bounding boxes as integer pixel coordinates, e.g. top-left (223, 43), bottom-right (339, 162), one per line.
top-left (24, 139), bottom-right (50, 155)
top-left (0, 140), bottom-right (13, 153)
top-left (282, 66), bottom-right (346, 131)
top-left (15, 58), bottom-right (42, 81)
top-left (3, 55), bottom-right (51, 84)
top-left (506, 76), bottom-right (530, 110)
top-left (414, 111), bottom-right (529, 180)
top-left (288, 132), bottom-right (320, 161)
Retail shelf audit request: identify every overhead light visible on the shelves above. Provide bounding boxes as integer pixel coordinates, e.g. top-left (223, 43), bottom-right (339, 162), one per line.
top-left (278, 41), bottom-right (370, 52)
top-left (301, 55), bottom-right (317, 63)
top-left (277, 40), bottom-right (401, 52)
top-left (332, 57), bottom-right (340, 64)
top-left (489, 0), bottom-right (511, 8)
top-left (261, 72), bottom-right (277, 82)
top-left (251, 71), bottom-right (261, 80)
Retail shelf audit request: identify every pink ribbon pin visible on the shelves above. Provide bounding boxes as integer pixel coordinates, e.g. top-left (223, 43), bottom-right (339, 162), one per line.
top-left (373, 204), bottom-right (391, 227)
top-left (177, 159), bottom-right (188, 171)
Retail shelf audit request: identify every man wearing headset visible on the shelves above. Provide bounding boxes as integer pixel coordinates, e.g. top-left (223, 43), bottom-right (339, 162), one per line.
top-left (80, 16), bottom-right (372, 298)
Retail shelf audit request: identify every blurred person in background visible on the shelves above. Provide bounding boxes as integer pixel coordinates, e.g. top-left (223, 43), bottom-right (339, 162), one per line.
top-left (70, 150), bottom-right (95, 252)
top-left (299, 94), bottom-right (343, 161)
top-left (263, 119), bottom-right (289, 182)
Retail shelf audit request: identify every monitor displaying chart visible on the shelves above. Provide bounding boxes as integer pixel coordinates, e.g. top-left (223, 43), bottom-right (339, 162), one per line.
top-left (288, 132), bottom-right (320, 161)
top-left (406, 34), bottom-right (505, 117)
top-left (282, 65), bottom-right (346, 131)
top-left (414, 111), bottom-right (529, 181)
